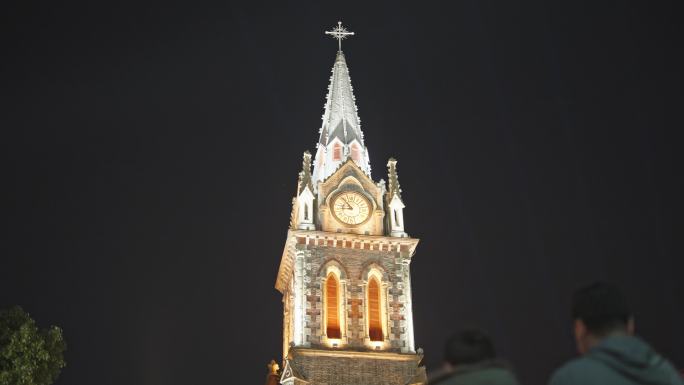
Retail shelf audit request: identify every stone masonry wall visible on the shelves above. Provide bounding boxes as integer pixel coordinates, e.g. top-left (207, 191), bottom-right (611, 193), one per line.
top-left (295, 242), bottom-right (413, 352)
top-left (289, 349), bottom-right (423, 385)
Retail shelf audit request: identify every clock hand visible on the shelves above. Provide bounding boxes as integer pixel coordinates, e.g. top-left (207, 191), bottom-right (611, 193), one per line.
top-left (341, 198), bottom-right (353, 210)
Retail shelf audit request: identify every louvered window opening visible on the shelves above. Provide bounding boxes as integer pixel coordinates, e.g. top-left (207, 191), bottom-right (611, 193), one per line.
top-left (333, 144), bottom-right (342, 161)
top-left (326, 274), bottom-right (341, 339)
top-left (368, 277), bottom-right (383, 341)
top-left (351, 144), bottom-right (360, 162)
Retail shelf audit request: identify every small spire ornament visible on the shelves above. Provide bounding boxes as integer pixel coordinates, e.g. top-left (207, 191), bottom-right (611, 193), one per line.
top-left (387, 158), bottom-right (402, 199)
top-left (325, 21), bottom-right (354, 51)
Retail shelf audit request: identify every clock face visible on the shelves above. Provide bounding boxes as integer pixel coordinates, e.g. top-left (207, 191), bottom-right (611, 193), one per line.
top-left (332, 192), bottom-right (371, 225)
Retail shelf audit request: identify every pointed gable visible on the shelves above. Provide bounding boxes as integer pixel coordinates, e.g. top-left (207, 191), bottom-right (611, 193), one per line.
top-left (317, 158), bottom-right (387, 236)
top-left (280, 359), bottom-right (308, 384)
top-left (320, 158), bottom-right (379, 198)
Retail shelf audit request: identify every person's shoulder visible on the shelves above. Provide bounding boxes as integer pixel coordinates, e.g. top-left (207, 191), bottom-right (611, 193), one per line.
top-left (487, 367), bottom-right (520, 385)
top-left (437, 365), bottom-right (519, 385)
top-left (549, 356), bottom-right (604, 385)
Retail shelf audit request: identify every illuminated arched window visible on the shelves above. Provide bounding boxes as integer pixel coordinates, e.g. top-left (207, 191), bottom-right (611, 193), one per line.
top-left (351, 144), bottom-right (360, 162)
top-left (368, 276), bottom-right (383, 341)
top-left (332, 143), bottom-right (342, 161)
top-left (325, 273), bottom-right (341, 339)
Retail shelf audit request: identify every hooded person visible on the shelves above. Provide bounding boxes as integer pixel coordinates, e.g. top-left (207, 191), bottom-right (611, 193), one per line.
top-left (549, 282), bottom-right (683, 385)
top-left (430, 329), bottom-right (519, 385)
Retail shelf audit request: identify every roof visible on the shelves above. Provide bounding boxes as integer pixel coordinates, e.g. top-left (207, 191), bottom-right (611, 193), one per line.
top-left (312, 50), bottom-right (372, 182)
top-left (318, 52), bottom-right (364, 147)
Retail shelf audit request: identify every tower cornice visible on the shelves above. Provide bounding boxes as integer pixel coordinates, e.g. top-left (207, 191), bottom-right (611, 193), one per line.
top-left (289, 347), bottom-right (422, 361)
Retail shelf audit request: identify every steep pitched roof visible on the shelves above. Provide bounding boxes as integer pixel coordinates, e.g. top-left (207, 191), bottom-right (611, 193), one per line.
top-left (312, 50), bottom-right (372, 182)
top-left (318, 52), bottom-right (364, 147)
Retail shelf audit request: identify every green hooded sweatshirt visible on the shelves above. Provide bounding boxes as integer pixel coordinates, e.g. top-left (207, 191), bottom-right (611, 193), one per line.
top-left (550, 335), bottom-right (683, 385)
top-left (434, 360), bottom-right (520, 385)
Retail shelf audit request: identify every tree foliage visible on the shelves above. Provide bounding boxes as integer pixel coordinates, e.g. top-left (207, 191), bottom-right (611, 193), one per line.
top-left (0, 306), bottom-right (66, 385)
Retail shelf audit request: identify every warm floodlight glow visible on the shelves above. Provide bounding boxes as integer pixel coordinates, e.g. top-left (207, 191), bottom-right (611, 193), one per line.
top-left (368, 276), bottom-right (383, 341)
top-left (325, 273), bottom-right (342, 339)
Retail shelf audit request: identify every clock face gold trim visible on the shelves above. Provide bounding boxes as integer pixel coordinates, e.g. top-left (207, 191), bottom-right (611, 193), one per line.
top-left (331, 191), bottom-right (372, 226)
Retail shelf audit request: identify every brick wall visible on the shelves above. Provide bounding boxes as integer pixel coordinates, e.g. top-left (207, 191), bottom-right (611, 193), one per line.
top-left (294, 243), bottom-right (413, 352)
top-left (289, 349), bottom-right (424, 385)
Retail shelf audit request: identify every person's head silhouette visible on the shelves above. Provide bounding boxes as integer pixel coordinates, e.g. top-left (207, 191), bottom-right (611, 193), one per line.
top-left (571, 282), bottom-right (634, 354)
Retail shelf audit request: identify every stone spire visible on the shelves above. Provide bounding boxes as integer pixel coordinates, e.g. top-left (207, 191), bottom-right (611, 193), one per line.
top-left (386, 158), bottom-right (407, 237)
top-left (318, 52), bottom-right (365, 148)
top-left (297, 151), bottom-right (313, 194)
top-left (386, 158), bottom-right (402, 200)
top-left (312, 22), bottom-right (371, 184)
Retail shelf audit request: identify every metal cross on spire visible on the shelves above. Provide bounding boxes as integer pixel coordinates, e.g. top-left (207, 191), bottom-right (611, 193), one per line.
top-left (325, 21), bottom-right (354, 52)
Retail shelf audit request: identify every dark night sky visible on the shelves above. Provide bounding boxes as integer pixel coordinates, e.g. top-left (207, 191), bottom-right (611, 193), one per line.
top-left (2, 1), bottom-right (683, 384)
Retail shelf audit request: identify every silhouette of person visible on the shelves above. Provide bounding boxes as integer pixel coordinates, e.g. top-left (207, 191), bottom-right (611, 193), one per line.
top-left (549, 282), bottom-right (683, 385)
top-left (431, 329), bottom-right (519, 385)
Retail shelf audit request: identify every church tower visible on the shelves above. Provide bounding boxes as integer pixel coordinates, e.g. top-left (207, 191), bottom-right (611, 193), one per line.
top-left (274, 22), bottom-right (426, 385)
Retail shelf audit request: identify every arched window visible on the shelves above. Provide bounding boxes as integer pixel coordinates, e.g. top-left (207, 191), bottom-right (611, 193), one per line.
top-left (351, 144), bottom-right (360, 162)
top-left (332, 143), bottom-right (342, 161)
top-left (368, 276), bottom-right (383, 341)
top-left (325, 273), bottom-right (341, 339)
top-left (394, 210), bottom-right (400, 227)
top-left (304, 203), bottom-right (309, 221)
